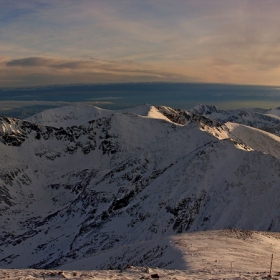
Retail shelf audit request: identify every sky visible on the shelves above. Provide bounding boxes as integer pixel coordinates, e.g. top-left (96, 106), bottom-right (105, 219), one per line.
top-left (1, 0), bottom-right (280, 88)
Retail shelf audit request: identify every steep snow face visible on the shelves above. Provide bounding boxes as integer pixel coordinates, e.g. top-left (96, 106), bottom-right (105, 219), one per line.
top-left (2, 103), bottom-right (280, 269)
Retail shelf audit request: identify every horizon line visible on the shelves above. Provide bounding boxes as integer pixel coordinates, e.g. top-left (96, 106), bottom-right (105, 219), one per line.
top-left (1, 81), bottom-right (280, 91)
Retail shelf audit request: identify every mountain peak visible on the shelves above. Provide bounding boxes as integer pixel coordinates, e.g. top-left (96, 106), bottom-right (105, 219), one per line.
top-left (190, 104), bottom-right (227, 117)
top-left (24, 104), bottom-right (113, 127)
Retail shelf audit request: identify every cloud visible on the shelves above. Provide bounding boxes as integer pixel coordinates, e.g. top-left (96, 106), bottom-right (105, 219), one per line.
top-left (2, 1), bottom-right (280, 86)
top-left (0, 100), bottom-right (114, 111)
top-left (0, 100), bottom-right (70, 110)
top-left (6, 57), bottom-right (50, 67)
top-left (2, 56), bottom-right (198, 87)
top-left (5, 57), bottom-right (90, 69)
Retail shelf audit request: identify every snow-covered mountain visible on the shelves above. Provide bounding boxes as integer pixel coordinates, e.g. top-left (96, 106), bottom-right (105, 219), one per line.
top-left (190, 103), bottom-right (280, 135)
top-left (1, 103), bottom-right (280, 270)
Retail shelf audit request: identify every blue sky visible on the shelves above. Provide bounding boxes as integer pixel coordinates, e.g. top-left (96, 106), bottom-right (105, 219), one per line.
top-left (1, 0), bottom-right (280, 87)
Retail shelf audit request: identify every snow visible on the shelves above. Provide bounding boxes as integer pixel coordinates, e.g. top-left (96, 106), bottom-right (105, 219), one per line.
top-left (24, 104), bottom-right (173, 128)
top-left (224, 122), bottom-right (280, 158)
top-left (58, 230), bottom-right (280, 271)
top-left (265, 108), bottom-right (280, 119)
top-left (2, 103), bottom-right (280, 279)
top-left (1, 230), bottom-right (280, 279)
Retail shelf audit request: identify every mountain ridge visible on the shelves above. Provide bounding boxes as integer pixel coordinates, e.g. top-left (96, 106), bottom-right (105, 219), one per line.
top-left (1, 103), bottom-right (280, 269)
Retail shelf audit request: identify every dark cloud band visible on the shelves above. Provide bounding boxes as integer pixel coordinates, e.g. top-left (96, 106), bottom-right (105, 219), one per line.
top-left (5, 56), bottom-right (197, 83)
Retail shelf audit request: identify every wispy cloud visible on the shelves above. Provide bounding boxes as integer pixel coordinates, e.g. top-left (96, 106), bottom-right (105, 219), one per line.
top-left (0, 100), bottom-right (70, 109)
top-left (1, 1), bottom-right (280, 86)
top-left (6, 57), bottom-right (51, 67)
top-left (0, 100), bottom-right (115, 111)
top-left (6, 56), bottom-right (184, 78)
top-left (1, 56), bottom-right (198, 87)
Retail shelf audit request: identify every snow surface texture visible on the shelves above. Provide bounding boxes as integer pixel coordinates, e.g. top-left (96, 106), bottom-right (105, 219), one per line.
top-left (2, 103), bottom-right (280, 278)
top-left (1, 230), bottom-right (280, 279)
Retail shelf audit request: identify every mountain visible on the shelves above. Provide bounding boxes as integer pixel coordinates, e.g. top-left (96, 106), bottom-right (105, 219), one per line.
top-left (1, 103), bottom-right (280, 270)
top-left (190, 103), bottom-right (280, 135)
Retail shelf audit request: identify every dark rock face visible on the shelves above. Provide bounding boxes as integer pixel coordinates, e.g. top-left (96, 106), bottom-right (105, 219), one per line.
top-left (0, 185), bottom-right (13, 206)
top-left (156, 106), bottom-right (191, 125)
top-left (166, 190), bottom-right (207, 233)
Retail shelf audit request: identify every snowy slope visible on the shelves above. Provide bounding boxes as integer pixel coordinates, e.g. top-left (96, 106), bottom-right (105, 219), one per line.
top-left (59, 229), bottom-right (280, 272)
top-left (190, 103), bottom-right (280, 135)
top-left (223, 122), bottom-right (280, 158)
top-left (1, 103), bottom-right (280, 270)
top-left (199, 120), bottom-right (280, 159)
top-left (1, 230), bottom-right (280, 279)
top-left (25, 103), bottom-right (116, 127)
top-left (25, 104), bottom-right (172, 127)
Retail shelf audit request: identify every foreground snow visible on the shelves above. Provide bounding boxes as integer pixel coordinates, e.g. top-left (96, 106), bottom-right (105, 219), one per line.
top-left (59, 229), bottom-right (280, 272)
top-left (0, 267), bottom-right (277, 279)
top-left (1, 230), bottom-right (280, 279)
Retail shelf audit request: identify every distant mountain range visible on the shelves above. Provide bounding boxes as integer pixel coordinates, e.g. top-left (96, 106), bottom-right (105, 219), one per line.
top-left (1, 103), bottom-right (280, 269)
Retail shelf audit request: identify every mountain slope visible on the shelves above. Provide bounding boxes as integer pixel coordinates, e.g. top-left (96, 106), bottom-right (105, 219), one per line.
top-left (190, 103), bottom-right (280, 135)
top-left (24, 104), bottom-right (173, 128)
top-left (1, 104), bottom-right (280, 269)
top-left (59, 229), bottom-right (280, 272)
